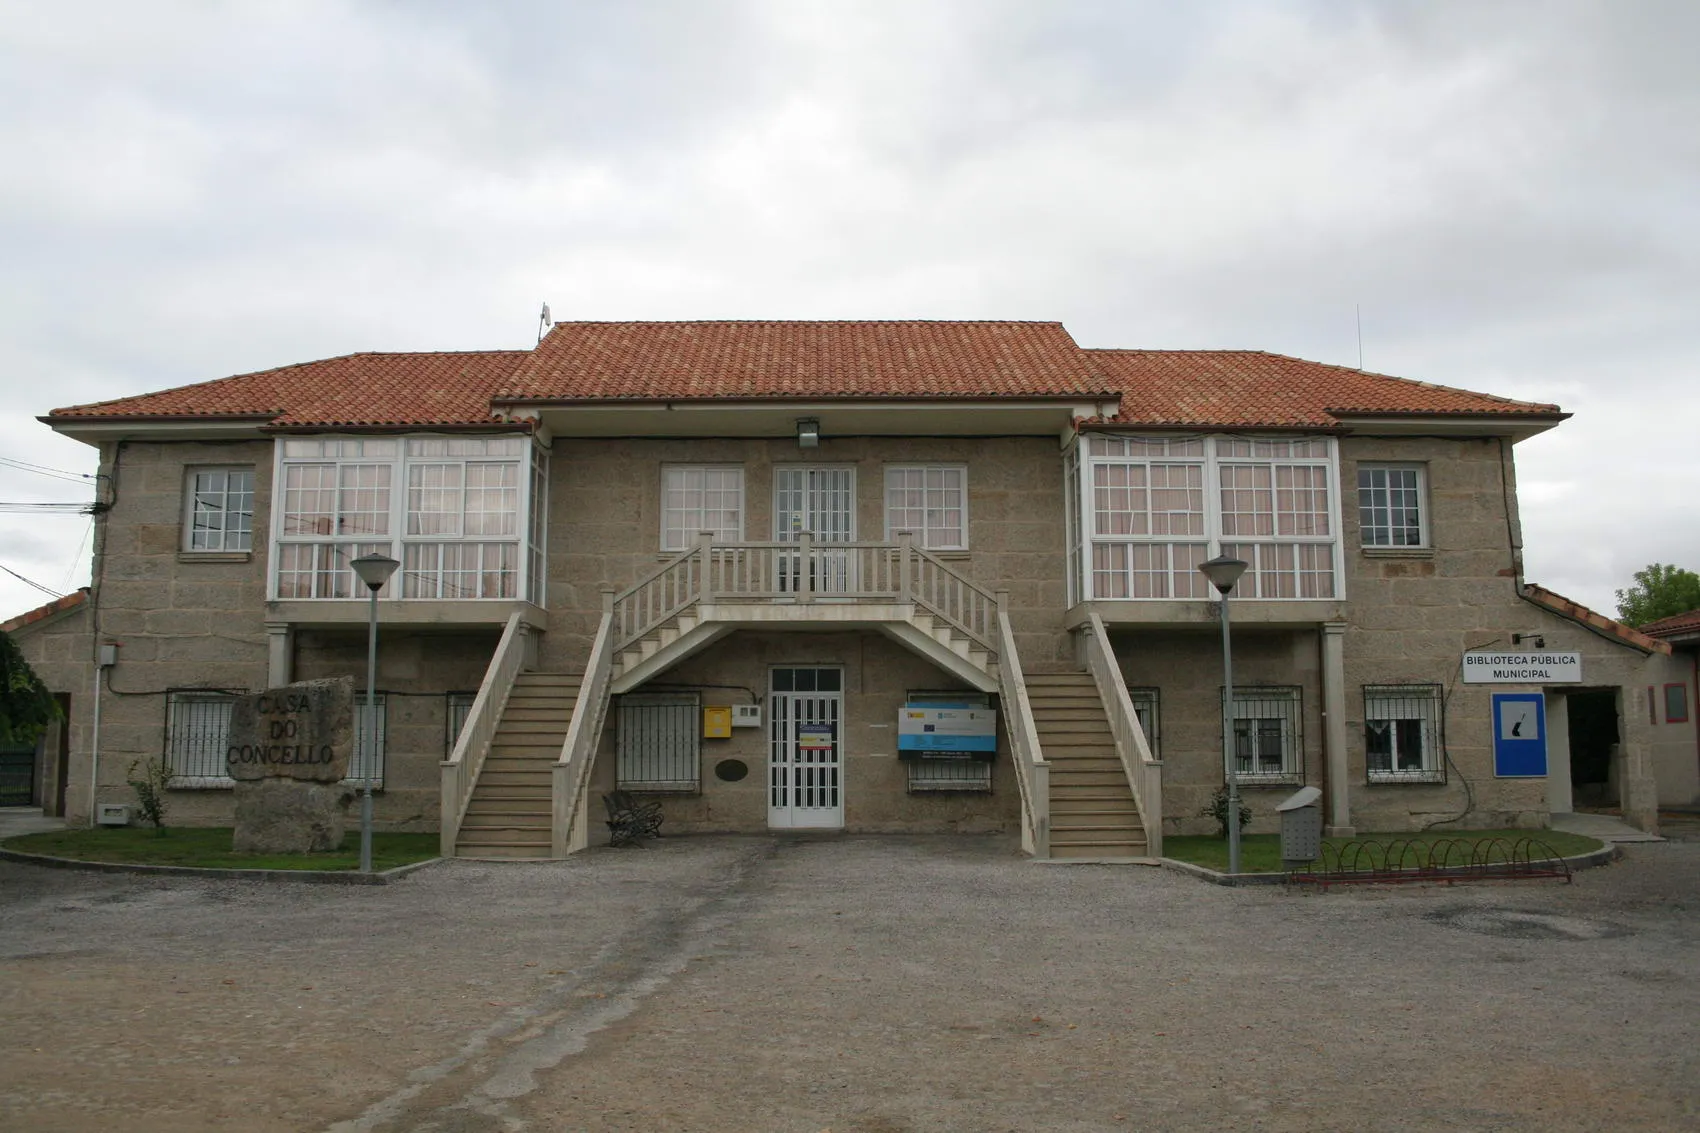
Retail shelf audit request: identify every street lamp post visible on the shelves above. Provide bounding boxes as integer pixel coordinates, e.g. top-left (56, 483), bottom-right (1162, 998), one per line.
top-left (1198, 554), bottom-right (1249, 876)
top-left (351, 552), bottom-right (400, 874)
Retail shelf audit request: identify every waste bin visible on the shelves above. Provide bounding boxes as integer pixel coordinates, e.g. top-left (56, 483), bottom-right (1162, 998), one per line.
top-left (1276, 786), bottom-right (1323, 870)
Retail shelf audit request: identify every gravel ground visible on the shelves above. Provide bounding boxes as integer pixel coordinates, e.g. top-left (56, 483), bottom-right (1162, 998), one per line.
top-left (2, 836), bottom-right (1696, 1132)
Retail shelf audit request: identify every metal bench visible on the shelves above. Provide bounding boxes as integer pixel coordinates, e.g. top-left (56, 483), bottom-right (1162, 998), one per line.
top-left (603, 790), bottom-right (664, 846)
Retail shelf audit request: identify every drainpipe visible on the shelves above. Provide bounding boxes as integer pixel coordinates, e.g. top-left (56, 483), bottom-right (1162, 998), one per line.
top-left (88, 658), bottom-right (102, 828)
top-left (88, 644), bottom-right (117, 827)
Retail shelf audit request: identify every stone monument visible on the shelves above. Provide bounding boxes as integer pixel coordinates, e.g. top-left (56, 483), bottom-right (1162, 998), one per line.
top-left (226, 677), bottom-right (357, 853)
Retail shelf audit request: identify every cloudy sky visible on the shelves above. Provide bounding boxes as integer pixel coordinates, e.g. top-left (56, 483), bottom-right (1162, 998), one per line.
top-left (2, 0), bottom-right (1695, 621)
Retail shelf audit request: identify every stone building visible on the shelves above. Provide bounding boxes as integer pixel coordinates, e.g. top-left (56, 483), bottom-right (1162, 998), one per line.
top-left (13, 320), bottom-right (1695, 857)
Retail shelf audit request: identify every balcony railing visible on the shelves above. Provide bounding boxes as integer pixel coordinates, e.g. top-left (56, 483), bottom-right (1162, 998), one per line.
top-left (612, 534), bottom-right (999, 655)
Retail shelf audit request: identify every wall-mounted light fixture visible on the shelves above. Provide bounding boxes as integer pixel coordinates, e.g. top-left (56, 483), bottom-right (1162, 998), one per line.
top-left (1511, 633), bottom-right (1546, 649)
top-left (796, 418), bottom-right (820, 449)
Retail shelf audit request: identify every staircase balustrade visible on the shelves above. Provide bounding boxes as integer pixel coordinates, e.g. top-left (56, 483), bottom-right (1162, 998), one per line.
top-left (553, 588), bottom-right (618, 856)
top-left (440, 610), bottom-right (529, 856)
top-left (1078, 611), bottom-right (1163, 857)
top-left (995, 597), bottom-right (1050, 858)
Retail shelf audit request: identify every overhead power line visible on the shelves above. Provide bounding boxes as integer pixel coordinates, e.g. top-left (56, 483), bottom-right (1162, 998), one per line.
top-left (0, 563), bottom-right (64, 599)
top-left (0, 456), bottom-right (96, 485)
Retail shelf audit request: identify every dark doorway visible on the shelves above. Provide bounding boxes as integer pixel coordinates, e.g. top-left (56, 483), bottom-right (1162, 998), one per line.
top-left (1568, 690), bottom-right (1620, 808)
top-left (0, 739), bottom-right (34, 806)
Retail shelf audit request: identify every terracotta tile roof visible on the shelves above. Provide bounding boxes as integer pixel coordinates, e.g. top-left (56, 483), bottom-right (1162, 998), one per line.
top-left (44, 325), bottom-right (1565, 431)
top-left (1, 588), bottom-right (88, 635)
top-left (48, 351), bottom-right (530, 428)
top-left (1521, 584), bottom-right (1670, 655)
top-left (1084, 350), bottom-right (1564, 429)
top-left (497, 321), bottom-right (1108, 401)
top-left (1638, 608), bottom-right (1700, 641)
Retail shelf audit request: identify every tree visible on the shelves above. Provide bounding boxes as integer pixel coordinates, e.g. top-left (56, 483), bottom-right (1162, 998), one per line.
top-left (0, 630), bottom-right (60, 746)
top-left (1615, 563), bottom-right (1700, 627)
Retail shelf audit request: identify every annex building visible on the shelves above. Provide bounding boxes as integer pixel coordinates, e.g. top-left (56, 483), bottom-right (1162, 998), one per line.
top-left (8, 320), bottom-right (1696, 858)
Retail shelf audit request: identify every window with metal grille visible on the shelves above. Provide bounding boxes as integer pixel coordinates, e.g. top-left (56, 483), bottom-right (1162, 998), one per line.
top-left (1128, 687), bottom-right (1160, 758)
top-left (904, 690), bottom-right (993, 792)
top-left (165, 691), bottom-right (239, 786)
top-left (183, 468), bottom-right (255, 553)
top-left (1357, 465), bottom-right (1427, 548)
top-left (617, 693), bottom-right (701, 792)
top-left (1364, 684), bottom-right (1444, 783)
top-left (348, 694), bottom-right (387, 787)
top-left (446, 692), bottom-right (476, 756)
top-left (1227, 686), bottom-right (1302, 783)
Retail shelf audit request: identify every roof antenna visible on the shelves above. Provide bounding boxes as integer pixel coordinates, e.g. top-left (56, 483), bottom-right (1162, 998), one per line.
top-left (1355, 303), bottom-right (1363, 370)
top-left (537, 302), bottom-right (552, 345)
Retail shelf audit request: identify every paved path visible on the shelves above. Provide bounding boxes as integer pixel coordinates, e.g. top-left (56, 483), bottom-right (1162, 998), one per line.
top-left (2, 835), bottom-right (1697, 1131)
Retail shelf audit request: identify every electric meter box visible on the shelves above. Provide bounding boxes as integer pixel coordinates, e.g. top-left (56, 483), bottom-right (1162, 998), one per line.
top-left (702, 706), bottom-right (732, 739)
top-left (731, 704), bottom-right (762, 728)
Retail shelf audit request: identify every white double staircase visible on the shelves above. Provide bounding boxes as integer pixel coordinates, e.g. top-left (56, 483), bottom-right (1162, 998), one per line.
top-left (441, 536), bottom-right (1156, 860)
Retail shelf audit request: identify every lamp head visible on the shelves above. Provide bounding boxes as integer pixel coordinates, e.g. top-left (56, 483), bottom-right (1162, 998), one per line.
top-left (351, 552), bottom-right (400, 592)
top-left (796, 417), bottom-right (821, 449)
top-left (1198, 554), bottom-right (1249, 595)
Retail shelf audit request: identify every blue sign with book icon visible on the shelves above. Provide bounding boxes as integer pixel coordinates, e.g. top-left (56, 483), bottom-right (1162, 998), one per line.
top-left (1492, 692), bottom-right (1547, 778)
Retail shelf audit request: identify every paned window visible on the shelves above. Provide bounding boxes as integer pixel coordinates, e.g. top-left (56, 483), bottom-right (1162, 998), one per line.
top-left (1358, 465), bottom-right (1427, 548)
top-left (183, 468), bottom-right (254, 552)
top-left (662, 466), bottom-right (744, 551)
top-left (273, 435), bottom-right (539, 602)
top-left (165, 691), bottom-right (238, 785)
top-left (1080, 435), bottom-right (1339, 600)
top-left (1229, 687), bottom-right (1302, 783)
top-left (1364, 684), bottom-right (1444, 783)
top-left (885, 466), bottom-right (967, 549)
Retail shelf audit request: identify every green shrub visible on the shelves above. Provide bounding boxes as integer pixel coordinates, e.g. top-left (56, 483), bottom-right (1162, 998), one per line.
top-left (1199, 786), bottom-right (1252, 839)
top-left (125, 757), bottom-right (174, 835)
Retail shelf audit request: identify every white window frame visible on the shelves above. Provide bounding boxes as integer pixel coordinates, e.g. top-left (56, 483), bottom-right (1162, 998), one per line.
top-left (883, 465), bottom-right (969, 550)
top-left (165, 690), bottom-right (240, 788)
top-left (270, 435), bottom-right (544, 602)
top-left (660, 465), bottom-right (744, 551)
top-left (1075, 434), bottom-right (1345, 602)
top-left (182, 467), bottom-right (255, 553)
top-left (1357, 464), bottom-right (1429, 549)
top-left (1364, 684), bottom-right (1445, 783)
top-left (1230, 686), bottom-right (1303, 784)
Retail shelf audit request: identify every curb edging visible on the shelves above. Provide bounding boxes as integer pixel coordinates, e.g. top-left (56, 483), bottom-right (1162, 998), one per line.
top-left (1159, 842), bottom-right (1622, 888)
top-left (0, 846), bottom-right (445, 885)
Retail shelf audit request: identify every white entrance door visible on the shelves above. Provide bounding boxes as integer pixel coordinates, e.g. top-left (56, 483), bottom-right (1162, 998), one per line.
top-left (774, 466), bottom-right (855, 595)
top-left (768, 667), bottom-right (844, 829)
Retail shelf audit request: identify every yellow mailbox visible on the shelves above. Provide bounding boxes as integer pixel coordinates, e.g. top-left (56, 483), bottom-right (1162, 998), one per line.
top-left (703, 705), bottom-right (733, 739)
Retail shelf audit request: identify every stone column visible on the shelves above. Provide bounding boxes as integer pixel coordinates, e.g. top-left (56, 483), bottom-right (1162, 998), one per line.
top-left (1321, 622), bottom-right (1353, 836)
top-left (266, 623), bottom-right (294, 687)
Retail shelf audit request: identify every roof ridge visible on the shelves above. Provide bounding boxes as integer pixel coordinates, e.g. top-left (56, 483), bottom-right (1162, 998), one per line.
top-left (544, 319), bottom-right (1067, 327)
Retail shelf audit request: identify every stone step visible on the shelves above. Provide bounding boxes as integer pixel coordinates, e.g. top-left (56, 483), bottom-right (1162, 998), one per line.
top-left (482, 756), bottom-right (556, 773)
top-left (512, 673), bottom-right (581, 687)
top-left (468, 786), bottom-right (551, 801)
top-left (1023, 673), bottom-right (1096, 686)
top-left (459, 812), bottom-right (550, 829)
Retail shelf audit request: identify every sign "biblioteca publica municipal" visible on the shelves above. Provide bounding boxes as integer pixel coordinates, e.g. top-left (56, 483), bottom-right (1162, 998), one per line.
top-left (1462, 651), bottom-right (1582, 684)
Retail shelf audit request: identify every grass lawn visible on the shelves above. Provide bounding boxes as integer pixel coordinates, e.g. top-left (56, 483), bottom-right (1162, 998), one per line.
top-left (1, 826), bottom-right (439, 871)
top-left (1164, 828), bottom-right (1604, 873)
